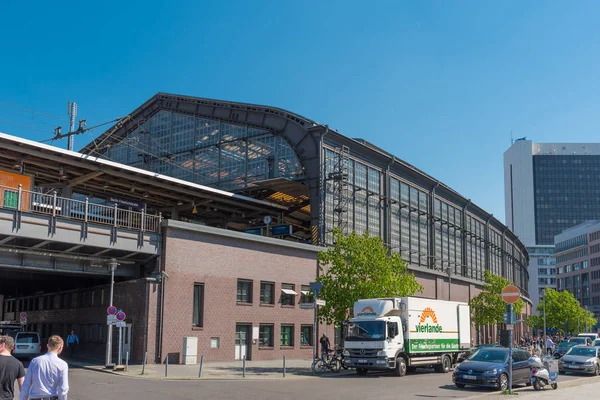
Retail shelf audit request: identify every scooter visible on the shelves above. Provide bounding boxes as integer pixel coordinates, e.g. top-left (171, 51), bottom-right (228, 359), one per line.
top-left (528, 355), bottom-right (558, 390)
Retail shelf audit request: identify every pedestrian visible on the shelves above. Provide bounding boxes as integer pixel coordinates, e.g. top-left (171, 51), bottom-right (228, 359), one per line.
top-left (546, 336), bottom-right (554, 355)
top-left (19, 335), bottom-right (69, 400)
top-left (319, 333), bottom-right (330, 360)
top-left (66, 330), bottom-right (79, 359)
top-left (0, 335), bottom-right (25, 400)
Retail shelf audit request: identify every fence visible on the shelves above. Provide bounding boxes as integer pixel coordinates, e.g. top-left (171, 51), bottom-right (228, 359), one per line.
top-left (0, 185), bottom-right (161, 233)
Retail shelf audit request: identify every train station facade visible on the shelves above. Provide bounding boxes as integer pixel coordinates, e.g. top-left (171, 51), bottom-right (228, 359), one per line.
top-left (0, 93), bottom-right (530, 363)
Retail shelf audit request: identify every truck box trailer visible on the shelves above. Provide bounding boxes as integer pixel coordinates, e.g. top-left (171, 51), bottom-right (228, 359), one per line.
top-left (343, 297), bottom-right (471, 376)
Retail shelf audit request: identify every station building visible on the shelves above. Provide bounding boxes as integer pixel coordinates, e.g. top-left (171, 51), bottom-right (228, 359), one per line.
top-left (0, 93), bottom-right (530, 363)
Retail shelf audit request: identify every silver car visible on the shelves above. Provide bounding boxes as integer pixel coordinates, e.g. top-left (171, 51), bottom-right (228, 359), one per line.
top-left (559, 345), bottom-right (600, 375)
top-left (12, 332), bottom-right (41, 360)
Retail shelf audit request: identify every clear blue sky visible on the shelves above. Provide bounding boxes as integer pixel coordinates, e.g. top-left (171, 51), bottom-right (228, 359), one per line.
top-left (2, 0), bottom-right (600, 223)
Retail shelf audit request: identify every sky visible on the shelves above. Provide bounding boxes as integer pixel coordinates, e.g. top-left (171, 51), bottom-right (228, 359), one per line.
top-left (1, 0), bottom-right (600, 223)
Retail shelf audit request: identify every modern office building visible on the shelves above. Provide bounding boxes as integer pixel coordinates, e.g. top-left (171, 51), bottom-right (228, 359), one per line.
top-left (554, 220), bottom-right (600, 324)
top-left (504, 140), bottom-right (600, 310)
top-left (0, 93), bottom-right (531, 364)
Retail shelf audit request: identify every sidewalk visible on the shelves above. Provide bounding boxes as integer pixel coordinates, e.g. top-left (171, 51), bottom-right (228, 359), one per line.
top-left (68, 358), bottom-right (347, 380)
top-left (466, 376), bottom-right (600, 399)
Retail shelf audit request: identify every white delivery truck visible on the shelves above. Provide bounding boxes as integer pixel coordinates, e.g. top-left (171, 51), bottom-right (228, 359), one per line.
top-left (343, 297), bottom-right (471, 376)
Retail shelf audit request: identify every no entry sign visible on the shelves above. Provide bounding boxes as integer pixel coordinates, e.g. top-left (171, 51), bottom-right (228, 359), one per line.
top-left (502, 285), bottom-right (521, 304)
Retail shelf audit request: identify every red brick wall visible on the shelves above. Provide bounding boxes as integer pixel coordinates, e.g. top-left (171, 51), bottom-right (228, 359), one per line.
top-left (158, 226), bottom-right (321, 363)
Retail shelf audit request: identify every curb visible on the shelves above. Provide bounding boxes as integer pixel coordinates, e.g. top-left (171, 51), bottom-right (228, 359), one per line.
top-left (75, 364), bottom-right (354, 381)
top-left (463, 376), bottom-right (593, 400)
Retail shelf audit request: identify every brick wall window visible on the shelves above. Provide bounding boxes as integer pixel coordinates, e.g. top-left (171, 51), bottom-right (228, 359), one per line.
top-left (237, 279), bottom-right (253, 303)
top-left (193, 283), bottom-right (205, 328)
top-left (259, 324), bottom-right (274, 347)
top-left (281, 284), bottom-right (296, 306)
top-left (260, 282), bottom-right (275, 304)
top-left (300, 285), bottom-right (313, 304)
top-left (280, 325), bottom-right (294, 346)
top-left (301, 325), bottom-right (313, 346)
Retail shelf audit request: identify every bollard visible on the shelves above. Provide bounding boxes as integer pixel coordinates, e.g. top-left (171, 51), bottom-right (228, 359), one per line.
top-left (199, 355), bottom-right (204, 378)
top-left (242, 355), bottom-right (246, 378)
top-left (126, 352), bottom-right (129, 372)
top-left (283, 355), bottom-right (286, 378)
top-left (142, 352), bottom-right (147, 375)
top-left (165, 355), bottom-right (169, 377)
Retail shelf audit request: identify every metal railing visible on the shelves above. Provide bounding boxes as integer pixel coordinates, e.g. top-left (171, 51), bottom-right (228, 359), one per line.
top-left (0, 185), bottom-right (161, 233)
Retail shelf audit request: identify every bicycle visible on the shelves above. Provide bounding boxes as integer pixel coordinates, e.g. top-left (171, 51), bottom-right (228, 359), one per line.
top-left (311, 350), bottom-right (342, 375)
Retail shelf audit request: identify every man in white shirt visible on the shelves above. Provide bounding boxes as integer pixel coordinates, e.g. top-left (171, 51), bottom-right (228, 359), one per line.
top-left (20, 335), bottom-right (69, 400)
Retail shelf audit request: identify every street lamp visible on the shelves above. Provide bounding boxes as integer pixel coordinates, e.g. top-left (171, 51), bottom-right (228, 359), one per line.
top-left (543, 287), bottom-right (547, 357)
top-left (105, 258), bottom-right (118, 368)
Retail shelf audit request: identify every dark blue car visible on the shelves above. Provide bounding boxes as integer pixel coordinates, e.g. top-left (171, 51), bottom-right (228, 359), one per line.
top-left (453, 347), bottom-right (531, 390)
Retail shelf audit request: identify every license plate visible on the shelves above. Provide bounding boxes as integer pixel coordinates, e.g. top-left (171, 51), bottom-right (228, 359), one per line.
top-left (358, 359), bottom-right (368, 364)
top-left (568, 365), bottom-right (579, 369)
top-left (463, 375), bottom-right (476, 380)
top-left (17, 345), bottom-right (27, 349)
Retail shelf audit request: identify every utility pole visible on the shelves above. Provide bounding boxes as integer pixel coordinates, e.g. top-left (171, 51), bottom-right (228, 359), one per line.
top-left (67, 102), bottom-right (77, 151)
top-left (105, 258), bottom-right (118, 368)
top-left (543, 287), bottom-right (547, 357)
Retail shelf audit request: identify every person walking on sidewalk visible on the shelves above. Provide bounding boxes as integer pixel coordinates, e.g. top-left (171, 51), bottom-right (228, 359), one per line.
top-left (65, 331), bottom-right (79, 359)
top-left (20, 335), bottom-right (69, 400)
top-left (0, 335), bottom-right (25, 400)
top-left (546, 336), bottom-right (554, 356)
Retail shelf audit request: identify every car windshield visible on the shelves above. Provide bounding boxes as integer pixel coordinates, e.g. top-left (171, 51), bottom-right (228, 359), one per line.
top-left (569, 338), bottom-right (586, 344)
top-left (579, 335), bottom-right (596, 341)
top-left (345, 321), bottom-right (385, 341)
top-left (16, 333), bottom-right (38, 344)
top-left (558, 342), bottom-right (576, 349)
top-left (468, 349), bottom-right (507, 363)
top-left (567, 347), bottom-right (597, 357)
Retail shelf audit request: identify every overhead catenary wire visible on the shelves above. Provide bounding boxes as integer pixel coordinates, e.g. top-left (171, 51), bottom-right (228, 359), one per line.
top-left (0, 118), bottom-right (49, 133)
top-left (0, 103), bottom-right (69, 122)
top-left (0, 108), bottom-right (58, 128)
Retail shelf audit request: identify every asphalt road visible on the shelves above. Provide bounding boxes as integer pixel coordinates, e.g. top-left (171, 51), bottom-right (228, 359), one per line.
top-left (15, 366), bottom-right (587, 400)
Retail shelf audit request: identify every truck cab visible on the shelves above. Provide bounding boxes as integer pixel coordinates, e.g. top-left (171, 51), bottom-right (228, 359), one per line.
top-left (343, 297), bottom-right (470, 376)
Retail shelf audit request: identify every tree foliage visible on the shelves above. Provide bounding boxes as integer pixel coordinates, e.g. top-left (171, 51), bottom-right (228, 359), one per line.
top-left (526, 288), bottom-right (597, 333)
top-left (469, 270), bottom-right (525, 327)
top-left (316, 229), bottom-right (423, 326)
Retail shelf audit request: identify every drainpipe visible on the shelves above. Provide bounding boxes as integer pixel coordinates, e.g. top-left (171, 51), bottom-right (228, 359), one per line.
top-left (157, 229), bottom-right (167, 363)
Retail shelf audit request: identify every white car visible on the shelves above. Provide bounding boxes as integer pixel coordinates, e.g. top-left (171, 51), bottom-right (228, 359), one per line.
top-left (12, 332), bottom-right (42, 360)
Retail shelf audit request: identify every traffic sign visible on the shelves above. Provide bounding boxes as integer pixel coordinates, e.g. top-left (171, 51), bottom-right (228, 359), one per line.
top-left (116, 311), bottom-right (126, 321)
top-left (116, 321), bottom-right (126, 328)
top-left (503, 311), bottom-right (516, 325)
top-left (107, 315), bottom-right (117, 326)
top-left (309, 282), bottom-right (323, 298)
top-left (19, 317), bottom-right (26, 325)
top-left (299, 303), bottom-right (315, 310)
top-left (506, 324), bottom-right (514, 331)
top-left (501, 285), bottom-right (521, 304)
top-left (316, 299), bottom-right (326, 306)
top-left (19, 312), bottom-right (27, 319)
top-left (107, 306), bottom-right (118, 315)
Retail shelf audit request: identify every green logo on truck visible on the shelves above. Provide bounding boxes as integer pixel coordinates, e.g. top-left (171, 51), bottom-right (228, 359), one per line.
top-left (415, 307), bottom-right (443, 333)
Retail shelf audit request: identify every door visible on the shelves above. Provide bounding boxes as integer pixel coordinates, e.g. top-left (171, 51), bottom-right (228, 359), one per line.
top-left (122, 324), bottom-right (132, 361)
top-left (235, 325), bottom-right (250, 360)
top-left (512, 350), bottom-right (529, 383)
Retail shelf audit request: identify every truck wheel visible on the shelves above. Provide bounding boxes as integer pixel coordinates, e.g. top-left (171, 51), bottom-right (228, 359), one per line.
top-left (356, 368), bottom-right (368, 376)
top-left (441, 355), bottom-right (452, 373)
top-left (394, 357), bottom-right (406, 377)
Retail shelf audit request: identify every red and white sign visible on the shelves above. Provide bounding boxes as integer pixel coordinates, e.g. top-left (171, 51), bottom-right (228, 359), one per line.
top-left (501, 285), bottom-right (521, 304)
top-left (116, 311), bottom-right (126, 321)
top-left (107, 306), bottom-right (118, 316)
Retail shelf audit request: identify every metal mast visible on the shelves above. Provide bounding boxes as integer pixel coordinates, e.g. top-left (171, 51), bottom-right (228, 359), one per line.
top-left (67, 102), bottom-right (77, 151)
top-left (329, 145), bottom-right (350, 235)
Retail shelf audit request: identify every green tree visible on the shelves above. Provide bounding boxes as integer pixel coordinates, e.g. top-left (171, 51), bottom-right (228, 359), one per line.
top-left (316, 229), bottom-right (423, 327)
top-left (526, 288), bottom-right (597, 334)
top-left (469, 270), bottom-right (525, 329)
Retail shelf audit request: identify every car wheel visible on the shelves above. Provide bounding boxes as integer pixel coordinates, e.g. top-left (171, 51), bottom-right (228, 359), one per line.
top-left (455, 383), bottom-right (466, 388)
top-left (594, 365), bottom-right (600, 376)
top-left (498, 373), bottom-right (508, 391)
top-left (394, 357), bottom-right (406, 377)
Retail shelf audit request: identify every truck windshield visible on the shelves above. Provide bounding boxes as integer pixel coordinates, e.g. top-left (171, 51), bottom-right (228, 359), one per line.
top-left (345, 321), bottom-right (385, 341)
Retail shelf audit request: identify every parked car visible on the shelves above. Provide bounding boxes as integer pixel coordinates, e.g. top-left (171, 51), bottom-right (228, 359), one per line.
top-left (593, 339), bottom-right (600, 347)
top-left (559, 345), bottom-right (600, 375)
top-left (453, 347), bottom-right (531, 390)
top-left (578, 333), bottom-right (599, 342)
top-left (457, 344), bottom-right (503, 363)
top-left (568, 337), bottom-right (592, 346)
top-left (554, 341), bottom-right (577, 358)
top-left (12, 332), bottom-right (41, 360)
